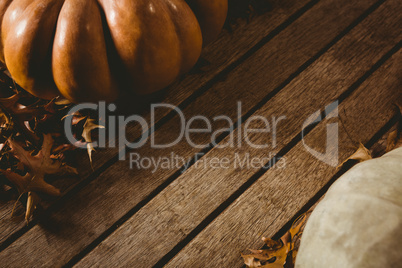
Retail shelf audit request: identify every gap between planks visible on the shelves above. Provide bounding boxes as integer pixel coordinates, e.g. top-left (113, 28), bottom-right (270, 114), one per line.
top-left (164, 48), bottom-right (402, 267)
top-left (271, 113), bottom-right (401, 244)
top-left (69, 1), bottom-right (400, 265)
top-left (0, 0), bottom-right (392, 261)
top-left (0, 0), bottom-right (316, 249)
top-left (272, 90), bottom-right (402, 242)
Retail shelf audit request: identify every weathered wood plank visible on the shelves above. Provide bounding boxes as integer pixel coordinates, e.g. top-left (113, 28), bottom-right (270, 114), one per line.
top-left (0, 0), bottom-right (312, 245)
top-left (0, 202), bottom-right (25, 243)
top-left (1, 0), bottom-right (393, 266)
top-left (165, 49), bottom-right (402, 268)
top-left (70, 1), bottom-right (402, 267)
top-left (262, 114), bottom-right (402, 245)
top-left (84, 0), bottom-right (317, 173)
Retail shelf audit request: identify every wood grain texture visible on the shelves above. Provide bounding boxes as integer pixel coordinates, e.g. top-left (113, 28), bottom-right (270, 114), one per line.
top-left (82, 0), bottom-right (314, 173)
top-left (165, 49), bottom-right (402, 268)
top-left (0, 0), bottom-right (311, 246)
top-left (74, 1), bottom-right (402, 267)
top-left (0, 202), bottom-right (25, 243)
top-left (0, 0), bottom-right (385, 266)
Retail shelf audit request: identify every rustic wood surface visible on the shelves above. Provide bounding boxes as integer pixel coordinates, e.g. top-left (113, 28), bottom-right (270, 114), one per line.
top-left (0, 0), bottom-right (401, 267)
top-left (0, 0), bottom-right (311, 246)
top-left (74, 1), bottom-right (402, 266)
top-left (165, 49), bottom-right (402, 268)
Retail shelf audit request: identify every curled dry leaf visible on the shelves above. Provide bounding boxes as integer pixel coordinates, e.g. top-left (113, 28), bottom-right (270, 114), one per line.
top-left (386, 104), bottom-right (402, 152)
top-left (386, 130), bottom-right (401, 152)
top-left (0, 70), bottom-right (82, 223)
top-left (0, 92), bottom-right (69, 146)
top-left (8, 134), bottom-right (78, 182)
top-left (54, 98), bottom-right (71, 106)
top-left (82, 118), bottom-right (105, 167)
top-left (337, 143), bottom-right (372, 170)
top-left (0, 134), bottom-right (77, 222)
top-left (242, 212), bottom-right (309, 268)
top-left (26, 192), bottom-right (40, 223)
top-left (61, 113), bottom-right (104, 165)
top-left (0, 91), bottom-right (54, 143)
top-left (0, 110), bottom-right (9, 126)
top-left (0, 110), bottom-right (12, 143)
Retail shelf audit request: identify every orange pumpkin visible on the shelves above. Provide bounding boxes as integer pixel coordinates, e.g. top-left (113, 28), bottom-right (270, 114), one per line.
top-left (0, 0), bottom-right (227, 103)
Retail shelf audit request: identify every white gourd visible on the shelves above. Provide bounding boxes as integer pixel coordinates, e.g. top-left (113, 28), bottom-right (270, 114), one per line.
top-left (296, 147), bottom-right (402, 268)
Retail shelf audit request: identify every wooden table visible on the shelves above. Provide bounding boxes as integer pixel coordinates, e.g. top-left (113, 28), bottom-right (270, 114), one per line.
top-left (1, 0), bottom-right (401, 267)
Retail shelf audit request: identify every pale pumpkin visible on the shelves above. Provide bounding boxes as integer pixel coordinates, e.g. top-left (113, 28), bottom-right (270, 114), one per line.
top-left (296, 147), bottom-right (402, 267)
top-left (0, 0), bottom-right (227, 103)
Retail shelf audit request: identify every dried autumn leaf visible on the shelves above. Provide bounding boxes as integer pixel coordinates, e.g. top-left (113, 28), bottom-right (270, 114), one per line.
top-left (0, 111), bottom-right (9, 126)
top-left (386, 130), bottom-right (400, 152)
top-left (242, 212), bottom-right (309, 268)
top-left (26, 191), bottom-right (40, 223)
top-left (82, 118), bottom-right (104, 167)
top-left (0, 169), bottom-right (60, 197)
top-left (0, 110), bottom-right (12, 142)
top-left (243, 254), bottom-right (265, 268)
top-left (337, 143), bottom-right (372, 169)
top-left (386, 104), bottom-right (402, 152)
top-left (0, 71), bottom-right (81, 224)
top-left (9, 134), bottom-right (77, 180)
top-left (52, 143), bottom-right (77, 155)
top-left (289, 213), bottom-right (307, 245)
top-left (0, 92), bottom-right (44, 143)
top-left (72, 115), bottom-right (87, 126)
top-left (1, 134), bottom-right (77, 222)
top-left (54, 98), bottom-right (71, 105)
top-left (261, 237), bottom-right (282, 250)
top-left (242, 237), bottom-right (289, 268)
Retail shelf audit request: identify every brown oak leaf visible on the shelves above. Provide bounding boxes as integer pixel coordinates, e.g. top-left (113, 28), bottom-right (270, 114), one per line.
top-left (0, 91), bottom-right (44, 143)
top-left (242, 213), bottom-right (309, 268)
top-left (337, 143), bottom-right (372, 170)
top-left (1, 134), bottom-right (77, 222)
